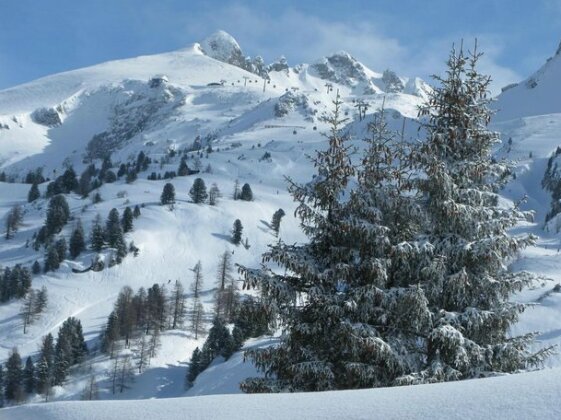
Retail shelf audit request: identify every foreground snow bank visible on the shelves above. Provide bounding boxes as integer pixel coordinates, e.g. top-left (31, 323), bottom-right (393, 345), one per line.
top-left (6, 368), bottom-right (561, 420)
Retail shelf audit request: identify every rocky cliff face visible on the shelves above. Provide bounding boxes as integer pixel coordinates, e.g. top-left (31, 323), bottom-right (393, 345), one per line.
top-left (199, 31), bottom-right (247, 68)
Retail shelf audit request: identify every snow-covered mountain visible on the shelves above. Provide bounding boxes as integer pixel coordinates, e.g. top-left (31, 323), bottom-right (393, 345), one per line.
top-left (1, 31), bottom-right (561, 419)
top-left (0, 31), bottom-right (425, 176)
top-left (495, 41), bottom-right (561, 121)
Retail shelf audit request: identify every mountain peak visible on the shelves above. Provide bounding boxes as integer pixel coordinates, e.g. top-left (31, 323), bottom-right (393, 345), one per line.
top-left (199, 30), bottom-right (244, 65)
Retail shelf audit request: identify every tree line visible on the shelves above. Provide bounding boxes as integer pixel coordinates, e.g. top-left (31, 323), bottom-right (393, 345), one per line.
top-left (0, 316), bottom-right (87, 405)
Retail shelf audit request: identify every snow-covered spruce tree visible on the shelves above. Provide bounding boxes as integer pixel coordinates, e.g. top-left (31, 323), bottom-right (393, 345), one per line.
top-left (45, 194), bottom-right (70, 235)
top-left (240, 183), bottom-right (253, 201)
top-left (121, 207), bottom-right (134, 233)
top-left (90, 214), bottom-right (105, 252)
top-left (231, 219), bottom-right (243, 245)
top-left (133, 205), bottom-right (141, 218)
top-left (160, 182), bottom-right (176, 206)
top-left (270, 208), bottom-right (286, 237)
top-left (190, 178), bottom-right (208, 204)
top-left (69, 220), bottom-right (86, 259)
top-left (402, 43), bottom-right (552, 384)
top-left (23, 356), bottom-right (35, 394)
top-left (5, 348), bottom-right (24, 402)
top-left (28, 182), bottom-right (40, 203)
top-left (106, 208), bottom-right (127, 261)
top-left (242, 102), bottom-right (433, 391)
top-left (185, 347), bottom-right (202, 388)
top-left (36, 334), bottom-right (55, 400)
top-left (239, 93), bottom-right (367, 392)
top-left (53, 317), bottom-right (88, 385)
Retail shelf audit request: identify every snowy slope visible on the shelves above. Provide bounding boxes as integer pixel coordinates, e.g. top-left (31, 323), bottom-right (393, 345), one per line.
top-left (6, 367), bottom-right (561, 420)
top-left (0, 31), bottom-right (425, 174)
top-left (0, 30), bottom-right (428, 408)
top-left (494, 41), bottom-right (561, 121)
top-left (1, 31), bottom-right (561, 417)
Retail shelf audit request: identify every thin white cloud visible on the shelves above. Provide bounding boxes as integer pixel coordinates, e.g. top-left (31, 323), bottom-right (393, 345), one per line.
top-left (404, 36), bottom-right (523, 95)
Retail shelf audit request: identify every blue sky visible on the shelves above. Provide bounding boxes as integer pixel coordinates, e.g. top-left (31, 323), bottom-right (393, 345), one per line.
top-left (1, 0), bottom-right (560, 93)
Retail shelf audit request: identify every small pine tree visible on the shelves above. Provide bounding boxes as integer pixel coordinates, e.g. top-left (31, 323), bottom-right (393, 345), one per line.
top-left (106, 209), bottom-right (127, 259)
top-left (23, 357), bottom-right (35, 394)
top-left (36, 334), bottom-right (54, 398)
top-left (203, 317), bottom-right (235, 360)
top-left (191, 261), bottom-right (204, 299)
top-left (55, 237), bottom-right (67, 262)
top-left (44, 246), bottom-right (60, 272)
top-left (35, 357), bottom-right (51, 401)
top-left (232, 325), bottom-right (245, 351)
top-left (117, 163), bottom-right (127, 178)
top-left (69, 220), bottom-right (86, 259)
top-left (208, 183), bottom-right (221, 206)
top-left (270, 208), bottom-right (285, 236)
top-left (240, 183), bottom-right (253, 201)
top-left (189, 178), bottom-right (208, 204)
top-left (233, 179), bottom-right (240, 200)
top-left (39, 334), bottom-right (55, 370)
top-left (121, 207), bottom-right (134, 233)
top-left (32, 260), bottom-right (41, 275)
top-left (4, 348), bottom-right (23, 402)
top-left (126, 169), bottom-right (137, 184)
top-left (90, 214), bottom-right (105, 252)
top-left (33, 226), bottom-right (47, 251)
top-left (160, 183), bottom-right (176, 206)
top-left (101, 311), bottom-right (120, 358)
top-left (231, 219), bottom-right (243, 245)
top-left (45, 195), bottom-right (70, 235)
top-left (28, 182), bottom-right (40, 203)
top-left (53, 317), bottom-right (88, 385)
top-left (177, 158), bottom-right (190, 176)
top-left (133, 205), bottom-right (141, 218)
top-left (60, 167), bottom-right (79, 193)
top-left (186, 347), bottom-right (202, 387)
top-left (105, 208), bottom-right (120, 242)
top-left (34, 286), bottom-right (48, 315)
top-left (78, 169), bottom-right (92, 197)
top-left (5, 205), bottom-right (23, 240)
